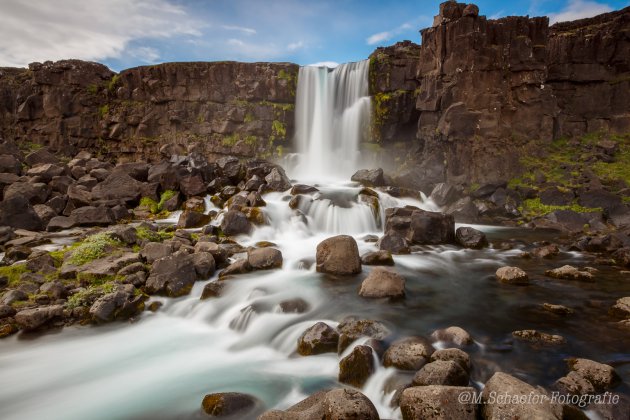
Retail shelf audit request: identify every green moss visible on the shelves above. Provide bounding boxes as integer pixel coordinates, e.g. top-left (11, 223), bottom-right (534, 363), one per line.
top-left (98, 104), bottom-right (109, 119)
top-left (87, 84), bottom-right (99, 95)
top-left (592, 134), bottom-right (630, 186)
top-left (66, 233), bottom-right (123, 266)
top-left (66, 282), bottom-right (118, 309)
top-left (139, 196), bottom-right (159, 214)
top-left (107, 74), bottom-right (121, 92)
top-left (0, 264), bottom-right (28, 287)
top-left (519, 198), bottom-right (602, 219)
top-left (244, 113), bottom-right (255, 123)
top-left (158, 190), bottom-right (177, 208)
top-left (277, 69), bottom-right (297, 96)
top-left (222, 133), bottom-right (240, 147)
top-left (271, 120), bottom-right (286, 139)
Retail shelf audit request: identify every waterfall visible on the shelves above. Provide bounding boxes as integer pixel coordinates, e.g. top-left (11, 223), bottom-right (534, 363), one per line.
top-left (293, 61), bottom-right (371, 181)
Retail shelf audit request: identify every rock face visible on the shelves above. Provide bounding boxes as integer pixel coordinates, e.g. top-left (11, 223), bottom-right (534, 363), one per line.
top-left (315, 235), bottom-right (362, 275)
top-left (0, 60), bottom-right (297, 161)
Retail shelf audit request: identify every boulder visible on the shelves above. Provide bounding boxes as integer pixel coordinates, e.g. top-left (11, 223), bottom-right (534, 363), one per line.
top-left (400, 386), bottom-right (478, 420)
top-left (278, 298), bottom-right (309, 314)
top-left (290, 184), bottom-right (319, 195)
top-left (540, 187), bottom-right (574, 206)
top-left (25, 149), bottom-right (59, 166)
top-left (337, 318), bottom-right (391, 353)
top-left (315, 235), bottom-right (361, 275)
top-left (0, 304), bottom-right (17, 319)
top-left (609, 297), bottom-right (630, 319)
top-left (201, 392), bottom-right (259, 417)
top-left (297, 322), bottom-right (339, 356)
top-left (567, 358), bottom-right (621, 391)
top-left (351, 168), bottom-right (385, 187)
top-left (358, 267), bottom-right (405, 299)
top-left (383, 336), bottom-right (434, 370)
top-left (178, 173), bottom-right (206, 197)
top-left (200, 281), bottom-right (225, 299)
top-left (191, 252), bottom-right (216, 278)
top-left (430, 348), bottom-right (471, 372)
top-left (176, 210), bottom-right (211, 229)
top-left (512, 329), bottom-right (566, 345)
top-left (216, 156), bottom-right (243, 182)
top-left (0, 154), bottom-right (21, 174)
top-left (482, 372), bottom-right (562, 420)
top-left (338, 345), bottom-right (375, 387)
top-left (26, 163), bottom-right (65, 181)
top-left (495, 266), bottom-right (529, 285)
top-left (145, 251), bottom-right (197, 297)
top-left (33, 204), bottom-right (56, 225)
top-left (384, 207), bottom-right (454, 246)
top-left (66, 184), bottom-right (92, 207)
top-left (545, 265), bottom-right (594, 282)
top-left (89, 290), bottom-right (144, 323)
top-left (0, 196), bottom-right (43, 230)
top-left (430, 183), bottom-right (460, 207)
top-left (265, 167), bottom-right (291, 191)
top-left (247, 247), bottom-right (283, 270)
top-left (554, 371), bottom-right (596, 396)
top-left (361, 250), bottom-right (394, 266)
top-left (1, 289), bottom-right (28, 305)
top-left (14, 305), bottom-right (64, 331)
top-left (140, 242), bottom-right (175, 263)
top-left (221, 210), bottom-right (252, 236)
top-left (70, 206), bottom-right (114, 226)
top-left (91, 172), bottom-right (151, 203)
top-left (455, 226), bottom-right (488, 249)
top-left (219, 259), bottom-right (252, 278)
top-left (412, 360), bottom-right (469, 386)
top-left (533, 244), bottom-right (560, 259)
top-left (431, 326), bottom-right (473, 346)
top-left (377, 233), bottom-right (410, 254)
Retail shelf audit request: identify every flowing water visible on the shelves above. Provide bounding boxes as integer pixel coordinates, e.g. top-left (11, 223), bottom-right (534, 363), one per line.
top-left (1, 63), bottom-right (630, 420)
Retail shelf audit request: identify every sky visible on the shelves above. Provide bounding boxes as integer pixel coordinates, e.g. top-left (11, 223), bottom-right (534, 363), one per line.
top-left (0, 0), bottom-right (628, 71)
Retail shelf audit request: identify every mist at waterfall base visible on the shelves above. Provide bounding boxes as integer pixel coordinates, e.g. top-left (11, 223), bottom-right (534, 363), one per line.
top-left (1, 64), bottom-right (630, 420)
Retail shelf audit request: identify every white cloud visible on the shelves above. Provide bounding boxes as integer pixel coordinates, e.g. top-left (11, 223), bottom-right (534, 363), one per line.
top-left (222, 25), bottom-right (257, 35)
top-left (287, 41), bottom-right (305, 51)
top-left (366, 31), bottom-right (392, 45)
top-left (0, 0), bottom-right (203, 67)
top-left (309, 61), bottom-right (339, 68)
top-left (548, 0), bottom-right (612, 24)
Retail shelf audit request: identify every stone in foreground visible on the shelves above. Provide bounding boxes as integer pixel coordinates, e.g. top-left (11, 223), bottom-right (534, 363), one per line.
top-left (400, 386), bottom-right (478, 420)
top-left (315, 235), bottom-right (361, 275)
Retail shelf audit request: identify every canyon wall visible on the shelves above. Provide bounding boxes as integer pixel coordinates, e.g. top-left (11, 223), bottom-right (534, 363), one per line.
top-left (0, 61), bottom-right (297, 162)
top-left (370, 2), bottom-right (630, 192)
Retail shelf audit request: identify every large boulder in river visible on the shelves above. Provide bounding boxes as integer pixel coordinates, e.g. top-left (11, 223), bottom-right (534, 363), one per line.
top-left (14, 305), bottom-right (64, 331)
top-left (338, 345), bottom-right (375, 387)
top-left (201, 392), bottom-right (260, 417)
top-left (412, 360), bottom-right (469, 386)
top-left (361, 250), bottom-right (394, 266)
top-left (495, 266), bottom-right (529, 285)
top-left (383, 336), bottom-right (434, 370)
top-left (351, 168), bottom-right (385, 187)
top-left (221, 210), bottom-right (252, 236)
top-left (176, 210), bottom-right (211, 229)
top-left (247, 247), bottom-right (283, 270)
top-left (145, 251), bottom-right (197, 297)
top-left (482, 372), bottom-right (562, 419)
top-left (359, 267), bottom-right (405, 299)
top-left (0, 196), bottom-right (43, 230)
top-left (400, 386), bottom-right (478, 420)
top-left (566, 358), bottom-right (621, 391)
top-left (609, 297), bottom-right (630, 319)
top-left (545, 265), bottom-right (594, 282)
top-left (384, 207), bottom-right (454, 246)
top-left (89, 290), bottom-right (145, 323)
top-left (264, 167), bottom-right (291, 191)
top-left (297, 322), bottom-right (339, 356)
top-left (337, 318), bottom-right (391, 353)
top-left (455, 226), bottom-right (487, 249)
top-left (316, 235), bottom-right (361, 275)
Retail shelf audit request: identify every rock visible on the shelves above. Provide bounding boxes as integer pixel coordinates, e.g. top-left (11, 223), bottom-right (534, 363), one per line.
top-left (412, 360), bottom-right (469, 386)
top-left (431, 326), bottom-right (473, 346)
top-left (1, 289), bottom-right (28, 305)
top-left (297, 322), bottom-right (339, 356)
top-left (400, 386), bottom-right (478, 420)
top-left (383, 336), bottom-right (434, 370)
top-left (145, 251), bottom-right (197, 297)
top-left (337, 318), bottom-right (391, 353)
top-left (613, 248), bottom-right (630, 267)
top-left (216, 156), bottom-right (243, 182)
top-left (200, 281), bottom-right (225, 299)
top-left (384, 207), bottom-right (454, 246)
top-left (0, 304), bottom-right (17, 319)
top-left (338, 345), bottom-right (375, 387)
top-left (462, 3), bottom-right (479, 17)
top-left (14, 305), bottom-right (64, 331)
top-left (178, 173), bottom-right (206, 196)
top-left (247, 247), bottom-right (283, 270)
top-left (26, 163), bottom-right (65, 181)
top-left (201, 392), bottom-right (259, 417)
top-left (91, 172), bottom-right (151, 203)
top-left (482, 372), bottom-right (562, 420)
top-left (192, 252), bottom-right (216, 278)
top-left (278, 298), bottom-right (309, 313)
top-left (4, 246), bottom-right (32, 264)
top-left (290, 184), bottom-right (319, 195)
top-left (176, 210), bottom-right (211, 229)
top-left (545, 265), bottom-right (594, 282)
top-left (70, 206), bottom-right (114, 226)
top-left (33, 204), bottom-right (56, 225)
top-left (0, 154), bottom-right (21, 174)
top-left (429, 183), bottom-right (460, 207)
top-left (219, 259), bottom-right (252, 278)
top-left (0, 196), bottom-right (43, 230)
top-left (265, 167), bottom-right (291, 191)
top-left (430, 348), bottom-right (471, 372)
top-left (554, 371), bottom-right (596, 396)
top-left (533, 244), bottom-right (560, 259)
top-left (455, 226), bottom-right (487, 249)
top-left (66, 184), bottom-right (92, 207)
top-left (89, 290), bottom-right (144, 323)
top-left (495, 266), bottom-right (529, 285)
top-left (542, 303), bottom-right (574, 316)
top-left (315, 235), bottom-right (361, 275)
top-left (361, 250), bottom-right (394, 266)
top-left (512, 329), bottom-right (566, 345)
top-left (220, 210), bottom-right (252, 236)
top-left (609, 297), bottom-right (630, 318)
top-left (358, 267), bottom-right (405, 299)
top-left (578, 188), bottom-right (622, 211)
top-left (377, 233), bottom-right (410, 254)
top-left (25, 149), bottom-right (59, 166)
top-left (351, 168), bottom-right (385, 187)
top-left (567, 358), bottom-right (621, 391)
top-left (445, 197), bottom-right (479, 222)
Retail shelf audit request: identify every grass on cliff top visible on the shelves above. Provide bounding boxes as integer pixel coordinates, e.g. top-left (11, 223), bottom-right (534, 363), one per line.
top-left (508, 132), bottom-right (630, 192)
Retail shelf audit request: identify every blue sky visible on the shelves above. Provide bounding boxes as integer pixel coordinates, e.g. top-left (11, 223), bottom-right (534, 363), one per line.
top-left (0, 0), bottom-right (628, 71)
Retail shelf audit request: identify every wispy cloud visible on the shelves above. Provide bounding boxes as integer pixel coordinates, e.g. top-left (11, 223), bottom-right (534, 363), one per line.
top-left (287, 41), bottom-right (305, 51)
top-left (365, 17), bottom-right (427, 46)
top-left (548, 0), bottom-right (612, 23)
top-left (309, 61), bottom-right (339, 68)
top-left (367, 31), bottom-right (392, 45)
top-left (0, 0), bottom-right (202, 68)
top-left (222, 25), bottom-right (257, 35)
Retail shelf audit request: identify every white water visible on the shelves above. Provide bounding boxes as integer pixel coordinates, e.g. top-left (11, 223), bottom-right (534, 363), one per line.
top-left (292, 61), bottom-right (371, 182)
top-left (0, 62), bottom-right (437, 420)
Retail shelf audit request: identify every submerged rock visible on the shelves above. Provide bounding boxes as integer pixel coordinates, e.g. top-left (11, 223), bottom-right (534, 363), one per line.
top-left (512, 329), bottom-right (566, 345)
top-left (315, 235), bottom-right (361, 275)
top-left (545, 265), bottom-right (594, 282)
top-left (361, 250), bottom-right (394, 266)
top-left (495, 266), bottom-right (529, 285)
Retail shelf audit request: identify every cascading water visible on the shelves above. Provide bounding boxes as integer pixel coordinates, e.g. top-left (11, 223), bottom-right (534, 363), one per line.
top-left (292, 61), bottom-right (371, 181)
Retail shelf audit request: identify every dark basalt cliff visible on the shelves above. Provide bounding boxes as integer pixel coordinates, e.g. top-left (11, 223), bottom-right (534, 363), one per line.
top-left (0, 2), bottom-right (628, 191)
top-left (370, 2), bottom-right (630, 191)
top-left (0, 61), bottom-right (297, 162)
